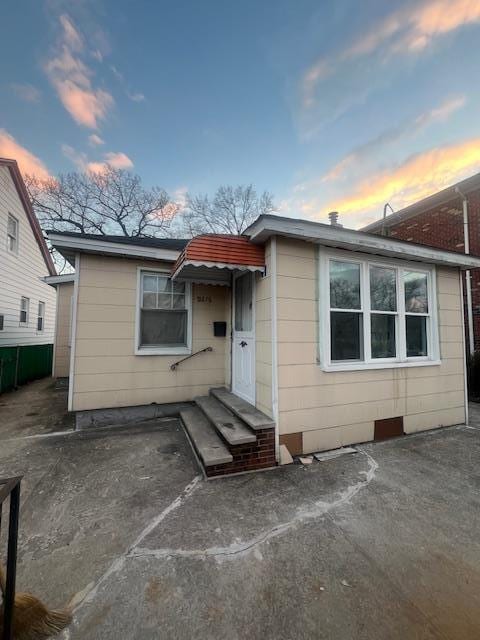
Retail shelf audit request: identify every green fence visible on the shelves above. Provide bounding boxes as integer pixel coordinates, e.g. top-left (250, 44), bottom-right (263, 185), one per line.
top-left (0, 344), bottom-right (53, 394)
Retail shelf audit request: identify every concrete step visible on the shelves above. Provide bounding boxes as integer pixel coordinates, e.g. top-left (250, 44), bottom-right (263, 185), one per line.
top-left (195, 396), bottom-right (257, 446)
top-left (210, 387), bottom-right (275, 431)
top-left (180, 407), bottom-right (233, 467)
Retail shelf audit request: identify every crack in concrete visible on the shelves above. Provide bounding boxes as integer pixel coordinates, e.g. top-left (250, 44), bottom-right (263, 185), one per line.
top-left (129, 448), bottom-right (378, 562)
top-left (68, 475), bottom-right (202, 617)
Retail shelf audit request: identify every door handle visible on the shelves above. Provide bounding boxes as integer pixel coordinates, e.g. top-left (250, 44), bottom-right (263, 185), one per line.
top-left (240, 341), bottom-right (247, 347)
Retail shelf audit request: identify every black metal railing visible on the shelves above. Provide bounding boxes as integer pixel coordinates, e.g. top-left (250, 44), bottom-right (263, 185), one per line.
top-left (170, 347), bottom-right (213, 371)
top-left (0, 477), bottom-right (22, 640)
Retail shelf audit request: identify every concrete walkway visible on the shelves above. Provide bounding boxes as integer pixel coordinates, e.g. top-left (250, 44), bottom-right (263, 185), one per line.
top-left (1, 379), bottom-right (480, 639)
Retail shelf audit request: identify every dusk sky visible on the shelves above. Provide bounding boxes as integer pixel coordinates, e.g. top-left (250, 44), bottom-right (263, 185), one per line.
top-left (2, 0), bottom-right (480, 228)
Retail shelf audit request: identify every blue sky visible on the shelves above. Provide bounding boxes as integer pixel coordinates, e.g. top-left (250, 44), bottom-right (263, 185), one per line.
top-left (1, 0), bottom-right (480, 228)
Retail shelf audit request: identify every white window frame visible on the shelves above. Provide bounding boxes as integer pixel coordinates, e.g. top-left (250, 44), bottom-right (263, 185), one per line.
top-left (20, 296), bottom-right (29, 325)
top-left (7, 214), bottom-right (18, 254)
top-left (318, 248), bottom-right (440, 371)
top-left (135, 267), bottom-right (192, 356)
top-left (37, 301), bottom-right (45, 332)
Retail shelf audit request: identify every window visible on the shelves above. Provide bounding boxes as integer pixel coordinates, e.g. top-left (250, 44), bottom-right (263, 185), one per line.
top-left (20, 297), bottom-right (29, 324)
top-left (0, 315), bottom-right (4, 331)
top-left (37, 301), bottom-right (45, 332)
top-left (7, 214), bottom-right (18, 253)
top-left (329, 261), bottom-right (363, 361)
top-left (234, 272), bottom-right (253, 332)
top-left (321, 250), bottom-right (438, 370)
top-left (136, 270), bottom-right (191, 354)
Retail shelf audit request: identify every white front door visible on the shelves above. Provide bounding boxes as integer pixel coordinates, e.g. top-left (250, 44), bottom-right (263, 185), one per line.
top-left (232, 271), bottom-right (255, 405)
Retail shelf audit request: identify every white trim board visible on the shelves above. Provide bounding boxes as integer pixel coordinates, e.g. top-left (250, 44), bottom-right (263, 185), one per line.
top-left (68, 253), bottom-right (80, 412)
top-left (49, 233), bottom-right (180, 263)
top-left (44, 274), bottom-right (76, 287)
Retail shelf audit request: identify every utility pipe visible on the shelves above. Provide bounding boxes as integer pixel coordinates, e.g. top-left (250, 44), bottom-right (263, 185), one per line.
top-left (455, 186), bottom-right (474, 356)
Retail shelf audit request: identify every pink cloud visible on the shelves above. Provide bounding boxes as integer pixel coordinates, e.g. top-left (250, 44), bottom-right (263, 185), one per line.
top-left (0, 129), bottom-right (50, 180)
top-left (44, 14), bottom-right (114, 129)
top-left (320, 95), bottom-right (467, 184)
top-left (303, 0), bottom-right (480, 107)
top-left (62, 144), bottom-right (133, 173)
top-left (59, 14), bottom-right (83, 52)
top-left (102, 152), bottom-right (133, 169)
top-left (88, 134), bottom-right (105, 146)
top-left (55, 80), bottom-right (113, 129)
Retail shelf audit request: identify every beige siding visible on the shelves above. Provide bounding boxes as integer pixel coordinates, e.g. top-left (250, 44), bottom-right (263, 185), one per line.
top-left (275, 238), bottom-right (466, 453)
top-left (255, 240), bottom-right (273, 417)
top-left (0, 166), bottom-right (56, 345)
top-left (71, 254), bottom-right (231, 411)
top-left (54, 282), bottom-right (73, 377)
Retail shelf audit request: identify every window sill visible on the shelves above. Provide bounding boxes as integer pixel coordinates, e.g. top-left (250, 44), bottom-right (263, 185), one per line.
top-left (320, 359), bottom-right (441, 372)
top-left (135, 346), bottom-right (191, 357)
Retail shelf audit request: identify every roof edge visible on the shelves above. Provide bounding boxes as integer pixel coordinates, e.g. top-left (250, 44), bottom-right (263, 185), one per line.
top-left (48, 231), bottom-right (181, 262)
top-left (244, 213), bottom-right (480, 270)
top-left (0, 157), bottom-right (56, 275)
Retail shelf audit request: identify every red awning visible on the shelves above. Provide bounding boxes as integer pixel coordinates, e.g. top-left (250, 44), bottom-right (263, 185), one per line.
top-left (171, 234), bottom-right (265, 284)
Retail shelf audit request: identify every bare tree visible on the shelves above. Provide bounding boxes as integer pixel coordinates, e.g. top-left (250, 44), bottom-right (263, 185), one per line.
top-left (179, 185), bottom-right (275, 236)
top-left (26, 167), bottom-right (174, 237)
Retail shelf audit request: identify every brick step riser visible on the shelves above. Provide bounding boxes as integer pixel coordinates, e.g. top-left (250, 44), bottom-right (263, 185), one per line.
top-left (205, 427), bottom-right (276, 477)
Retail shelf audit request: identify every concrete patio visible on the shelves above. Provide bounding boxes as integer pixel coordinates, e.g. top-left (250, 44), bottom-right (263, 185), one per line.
top-left (1, 379), bottom-right (480, 639)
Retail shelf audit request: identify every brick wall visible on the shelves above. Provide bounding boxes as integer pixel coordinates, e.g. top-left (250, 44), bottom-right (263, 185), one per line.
top-left (380, 190), bottom-right (480, 350)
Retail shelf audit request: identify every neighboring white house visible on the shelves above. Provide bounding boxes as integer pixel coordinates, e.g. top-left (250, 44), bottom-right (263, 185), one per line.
top-left (0, 157), bottom-right (56, 390)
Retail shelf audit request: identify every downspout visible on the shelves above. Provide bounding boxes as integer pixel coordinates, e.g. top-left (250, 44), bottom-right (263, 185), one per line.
top-left (270, 236), bottom-right (280, 462)
top-left (460, 271), bottom-right (469, 426)
top-left (455, 187), bottom-right (474, 356)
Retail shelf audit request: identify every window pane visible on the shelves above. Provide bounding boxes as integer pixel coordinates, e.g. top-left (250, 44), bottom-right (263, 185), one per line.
top-left (142, 292), bottom-right (157, 308)
top-left (330, 261), bottom-right (361, 310)
top-left (140, 309), bottom-right (187, 347)
top-left (157, 293), bottom-right (172, 308)
top-left (331, 312), bottom-right (363, 361)
top-left (235, 273), bottom-right (253, 331)
top-left (8, 215), bottom-right (17, 236)
top-left (371, 314), bottom-right (396, 358)
top-left (370, 266), bottom-right (396, 311)
top-left (172, 294), bottom-right (186, 309)
top-left (172, 281), bottom-right (185, 293)
top-left (143, 275), bottom-right (158, 292)
top-left (404, 271), bottom-right (428, 313)
top-left (157, 276), bottom-right (171, 293)
top-left (406, 316), bottom-right (428, 357)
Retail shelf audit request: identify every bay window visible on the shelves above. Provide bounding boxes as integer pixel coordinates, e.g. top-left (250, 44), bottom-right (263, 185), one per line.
top-left (136, 270), bottom-right (191, 355)
top-left (321, 251), bottom-right (439, 370)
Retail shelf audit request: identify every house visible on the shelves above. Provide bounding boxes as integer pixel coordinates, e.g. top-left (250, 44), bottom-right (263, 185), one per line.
top-left (363, 172), bottom-right (480, 355)
top-left (47, 215), bottom-right (480, 477)
top-left (0, 158), bottom-right (57, 392)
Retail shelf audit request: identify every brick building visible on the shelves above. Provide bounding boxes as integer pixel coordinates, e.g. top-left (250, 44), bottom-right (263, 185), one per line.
top-left (363, 172), bottom-right (480, 354)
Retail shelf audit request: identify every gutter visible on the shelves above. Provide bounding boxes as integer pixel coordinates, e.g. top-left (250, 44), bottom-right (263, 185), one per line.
top-left (455, 187), bottom-right (475, 356)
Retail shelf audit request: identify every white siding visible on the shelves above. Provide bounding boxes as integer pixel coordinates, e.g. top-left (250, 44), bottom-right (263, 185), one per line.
top-left (0, 166), bottom-right (56, 346)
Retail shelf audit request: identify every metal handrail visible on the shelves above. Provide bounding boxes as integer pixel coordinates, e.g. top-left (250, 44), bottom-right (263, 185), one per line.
top-left (0, 476), bottom-right (22, 640)
top-left (170, 347), bottom-right (213, 371)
